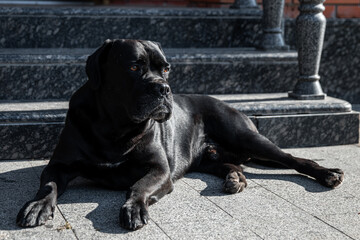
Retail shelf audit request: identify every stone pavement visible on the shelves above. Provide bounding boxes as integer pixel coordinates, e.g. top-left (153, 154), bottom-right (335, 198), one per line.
top-left (0, 145), bottom-right (359, 240)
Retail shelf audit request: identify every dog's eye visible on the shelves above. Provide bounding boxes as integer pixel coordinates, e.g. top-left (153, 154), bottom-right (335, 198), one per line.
top-left (130, 65), bottom-right (139, 71)
top-left (163, 67), bottom-right (170, 73)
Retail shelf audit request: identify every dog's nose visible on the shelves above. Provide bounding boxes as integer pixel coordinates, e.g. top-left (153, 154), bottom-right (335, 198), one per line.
top-left (159, 83), bottom-right (171, 96)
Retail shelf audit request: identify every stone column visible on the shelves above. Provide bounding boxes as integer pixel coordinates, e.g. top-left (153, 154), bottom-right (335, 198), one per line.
top-left (289, 0), bottom-right (326, 100)
top-left (259, 0), bottom-right (289, 50)
top-left (230, 0), bottom-right (258, 8)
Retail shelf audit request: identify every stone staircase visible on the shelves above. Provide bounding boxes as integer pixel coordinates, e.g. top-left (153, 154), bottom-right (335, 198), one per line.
top-left (0, 6), bottom-right (358, 160)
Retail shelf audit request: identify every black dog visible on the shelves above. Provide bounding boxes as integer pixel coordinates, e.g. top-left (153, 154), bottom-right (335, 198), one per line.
top-left (17, 39), bottom-right (344, 230)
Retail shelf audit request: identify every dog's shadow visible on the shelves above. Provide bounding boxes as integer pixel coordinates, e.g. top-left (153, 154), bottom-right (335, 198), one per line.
top-left (186, 162), bottom-right (334, 197)
top-left (0, 163), bottom-right (130, 234)
top-left (0, 161), bottom-right (333, 234)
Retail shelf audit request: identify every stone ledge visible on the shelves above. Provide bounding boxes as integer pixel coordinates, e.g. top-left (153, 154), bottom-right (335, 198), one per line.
top-left (0, 6), bottom-right (262, 17)
top-left (0, 48), bottom-right (297, 64)
top-left (0, 48), bottom-right (298, 100)
top-left (1, 93), bottom-right (350, 122)
top-left (0, 94), bottom-right (358, 159)
top-left (213, 93), bottom-right (352, 115)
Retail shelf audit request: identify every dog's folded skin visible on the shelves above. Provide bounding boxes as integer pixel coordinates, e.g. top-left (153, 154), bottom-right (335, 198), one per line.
top-left (17, 39), bottom-right (344, 231)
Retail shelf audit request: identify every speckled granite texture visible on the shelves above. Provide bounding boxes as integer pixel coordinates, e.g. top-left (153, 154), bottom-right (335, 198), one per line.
top-left (0, 7), bottom-right (262, 48)
top-left (0, 94), bottom-right (358, 159)
top-left (0, 7), bottom-right (358, 159)
top-left (256, 112), bottom-right (359, 148)
top-left (0, 101), bottom-right (66, 159)
top-left (167, 49), bottom-right (298, 95)
top-left (0, 123), bottom-right (63, 159)
top-left (285, 19), bottom-right (360, 103)
top-left (0, 48), bottom-right (298, 100)
top-left (0, 7), bottom-right (358, 103)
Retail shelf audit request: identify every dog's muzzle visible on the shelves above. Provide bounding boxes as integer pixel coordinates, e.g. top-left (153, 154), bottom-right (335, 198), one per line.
top-left (131, 82), bottom-right (173, 123)
top-left (148, 82), bottom-right (172, 123)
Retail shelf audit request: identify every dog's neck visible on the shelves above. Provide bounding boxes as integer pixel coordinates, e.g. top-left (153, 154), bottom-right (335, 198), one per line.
top-left (93, 89), bottom-right (154, 140)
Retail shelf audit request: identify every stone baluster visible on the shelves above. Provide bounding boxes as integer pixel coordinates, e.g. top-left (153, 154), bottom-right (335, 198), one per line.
top-left (259, 0), bottom-right (289, 50)
top-left (289, 0), bottom-right (326, 99)
top-left (230, 0), bottom-right (258, 8)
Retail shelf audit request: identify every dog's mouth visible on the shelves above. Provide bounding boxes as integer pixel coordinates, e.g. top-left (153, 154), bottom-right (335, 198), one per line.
top-left (149, 104), bottom-right (172, 123)
top-left (130, 97), bottom-right (173, 123)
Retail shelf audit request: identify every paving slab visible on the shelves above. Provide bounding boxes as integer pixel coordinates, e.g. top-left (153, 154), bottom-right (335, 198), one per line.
top-left (56, 180), bottom-right (170, 240)
top-left (149, 180), bottom-right (260, 239)
top-left (150, 181), bottom-right (233, 223)
top-left (183, 176), bottom-right (352, 240)
top-left (0, 160), bottom-right (76, 240)
top-left (0, 144), bottom-right (359, 239)
top-left (319, 213), bottom-right (360, 240)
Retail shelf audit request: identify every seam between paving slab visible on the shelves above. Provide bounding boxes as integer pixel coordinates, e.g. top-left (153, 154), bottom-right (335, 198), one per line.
top-left (151, 220), bottom-right (173, 240)
top-left (27, 159), bottom-right (81, 240)
top-left (180, 177), bottom-right (357, 240)
top-left (248, 179), bottom-right (356, 240)
top-left (180, 179), bottom-right (264, 240)
top-left (56, 206), bottom-right (81, 240)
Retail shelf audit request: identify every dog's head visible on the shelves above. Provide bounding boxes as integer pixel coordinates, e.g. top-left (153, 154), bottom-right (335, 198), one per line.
top-left (86, 39), bottom-right (173, 123)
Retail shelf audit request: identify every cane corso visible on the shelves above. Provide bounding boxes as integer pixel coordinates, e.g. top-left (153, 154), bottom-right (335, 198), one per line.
top-left (17, 39), bottom-right (344, 230)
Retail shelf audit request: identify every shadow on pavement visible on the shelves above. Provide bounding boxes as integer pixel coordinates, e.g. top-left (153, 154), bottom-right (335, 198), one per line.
top-left (0, 161), bottom-right (334, 235)
top-left (185, 163), bottom-right (333, 197)
top-left (0, 164), bottom-right (44, 232)
top-left (0, 164), bottom-right (130, 234)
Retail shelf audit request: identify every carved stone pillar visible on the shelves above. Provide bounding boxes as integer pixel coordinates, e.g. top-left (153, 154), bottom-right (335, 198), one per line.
top-left (259, 0), bottom-right (289, 50)
top-left (230, 0), bottom-right (258, 8)
top-left (289, 0), bottom-right (326, 100)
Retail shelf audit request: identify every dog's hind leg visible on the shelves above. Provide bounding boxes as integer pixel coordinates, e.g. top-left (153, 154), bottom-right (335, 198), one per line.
top-left (204, 104), bottom-right (344, 188)
top-left (196, 144), bottom-right (248, 194)
top-left (235, 131), bottom-right (344, 188)
top-left (16, 163), bottom-right (77, 227)
top-left (212, 119), bottom-right (343, 188)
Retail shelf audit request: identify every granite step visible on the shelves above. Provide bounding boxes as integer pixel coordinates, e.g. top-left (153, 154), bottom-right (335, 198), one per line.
top-left (0, 48), bottom-right (298, 101)
top-left (1, 93), bottom-right (358, 160)
top-left (0, 6), bottom-right (262, 48)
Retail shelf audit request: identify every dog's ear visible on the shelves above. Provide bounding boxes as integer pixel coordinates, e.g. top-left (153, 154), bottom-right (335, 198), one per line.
top-left (86, 39), bottom-right (113, 90)
top-left (151, 41), bottom-right (162, 48)
top-left (151, 41), bottom-right (164, 52)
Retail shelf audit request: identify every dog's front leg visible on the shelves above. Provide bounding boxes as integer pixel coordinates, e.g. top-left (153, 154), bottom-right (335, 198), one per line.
top-left (17, 163), bottom-right (77, 227)
top-left (120, 159), bottom-right (173, 231)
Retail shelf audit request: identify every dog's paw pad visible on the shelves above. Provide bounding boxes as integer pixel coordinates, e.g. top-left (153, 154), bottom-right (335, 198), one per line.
top-left (322, 168), bottom-right (344, 188)
top-left (17, 200), bottom-right (55, 227)
top-left (120, 200), bottom-right (149, 231)
top-left (223, 171), bottom-right (247, 194)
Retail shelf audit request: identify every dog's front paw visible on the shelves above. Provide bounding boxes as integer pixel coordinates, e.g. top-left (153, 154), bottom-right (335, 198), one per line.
top-left (120, 200), bottom-right (149, 231)
top-left (319, 168), bottom-right (344, 188)
top-left (223, 171), bottom-right (247, 194)
top-left (16, 199), bottom-right (55, 227)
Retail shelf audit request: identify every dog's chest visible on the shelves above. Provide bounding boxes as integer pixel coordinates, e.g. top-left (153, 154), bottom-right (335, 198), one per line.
top-left (156, 109), bottom-right (205, 179)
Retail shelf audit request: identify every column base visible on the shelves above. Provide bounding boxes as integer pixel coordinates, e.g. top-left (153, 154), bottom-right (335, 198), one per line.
top-left (258, 32), bottom-right (289, 51)
top-left (288, 91), bottom-right (326, 100)
top-left (258, 44), bottom-right (290, 51)
top-left (230, 0), bottom-right (258, 8)
top-left (289, 79), bottom-right (326, 100)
